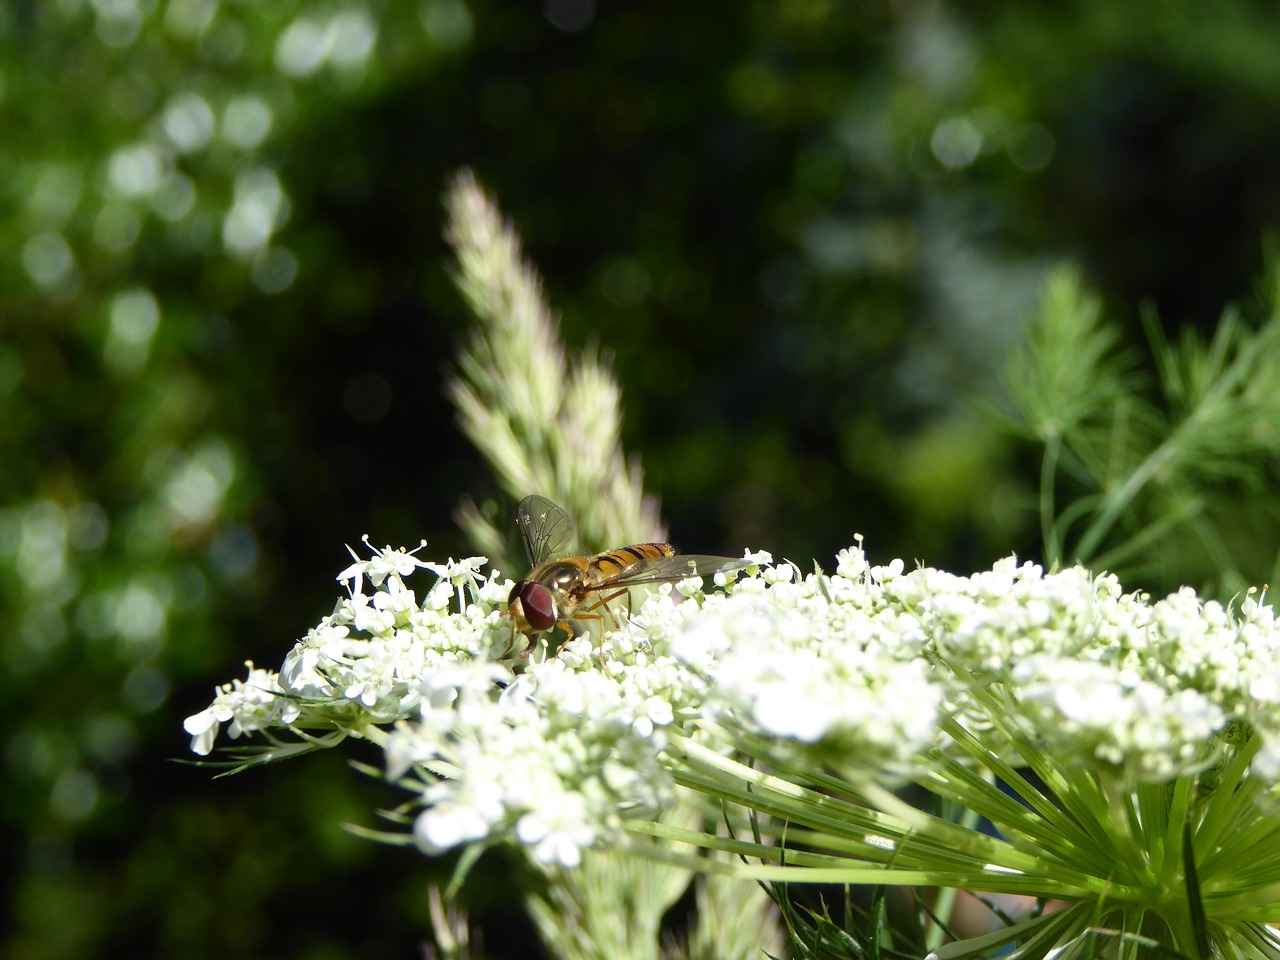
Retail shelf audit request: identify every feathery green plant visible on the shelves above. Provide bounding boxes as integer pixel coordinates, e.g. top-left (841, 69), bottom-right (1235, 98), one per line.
top-left (1004, 263), bottom-right (1280, 596)
top-left (444, 169), bottom-right (663, 567)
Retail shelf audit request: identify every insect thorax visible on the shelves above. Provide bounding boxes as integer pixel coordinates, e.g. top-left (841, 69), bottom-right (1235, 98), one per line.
top-left (532, 559), bottom-right (588, 601)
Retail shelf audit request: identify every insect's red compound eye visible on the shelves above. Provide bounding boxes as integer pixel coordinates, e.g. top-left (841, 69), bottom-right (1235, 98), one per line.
top-left (511, 581), bottom-right (557, 631)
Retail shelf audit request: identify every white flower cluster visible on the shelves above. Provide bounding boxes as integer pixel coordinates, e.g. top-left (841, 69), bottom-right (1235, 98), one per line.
top-left (675, 556), bottom-right (943, 779)
top-left (878, 557), bottom-right (1280, 780)
top-left (183, 545), bottom-right (511, 756)
top-left (185, 540), bottom-right (1280, 866)
top-left (183, 663), bottom-right (288, 756)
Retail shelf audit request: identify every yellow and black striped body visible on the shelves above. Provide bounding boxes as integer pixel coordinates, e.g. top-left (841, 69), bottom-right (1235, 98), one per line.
top-left (508, 542), bottom-right (674, 641)
top-left (582, 542), bottom-right (675, 589)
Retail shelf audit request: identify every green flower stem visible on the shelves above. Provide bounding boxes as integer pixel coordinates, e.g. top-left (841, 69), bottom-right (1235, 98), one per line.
top-left (1073, 428), bottom-right (1180, 565)
top-left (1090, 494), bottom-right (1203, 577)
top-left (938, 676), bottom-right (1157, 885)
top-left (927, 797), bottom-right (989, 951)
top-left (657, 735), bottom-right (1117, 900)
top-left (932, 716), bottom-right (1109, 863)
top-left (1040, 435), bottom-right (1062, 565)
top-left (622, 823), bottom-right (1085, 893)
top-left (929, 905), bottom-right (1092, 960)
top-left (1230, 923), bottom-right (1280, 955)
top-left (1194, 738), bottom-right (1261, 869)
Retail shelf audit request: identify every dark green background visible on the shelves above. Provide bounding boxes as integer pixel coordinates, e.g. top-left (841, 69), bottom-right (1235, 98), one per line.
top-left (3, 1), bottom-right (1280, 956)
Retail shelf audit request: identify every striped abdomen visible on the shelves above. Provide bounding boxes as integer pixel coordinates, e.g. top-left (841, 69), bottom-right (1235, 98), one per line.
top-left (584, 542), bottom-right (675, 586)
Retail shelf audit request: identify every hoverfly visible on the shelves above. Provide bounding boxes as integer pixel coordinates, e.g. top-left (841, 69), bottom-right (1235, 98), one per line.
top-left (505, 494), bottom-right (750, 660)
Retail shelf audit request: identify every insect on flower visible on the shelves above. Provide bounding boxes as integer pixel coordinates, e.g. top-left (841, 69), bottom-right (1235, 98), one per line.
top-left (505, 494), bottom-right (751, 660)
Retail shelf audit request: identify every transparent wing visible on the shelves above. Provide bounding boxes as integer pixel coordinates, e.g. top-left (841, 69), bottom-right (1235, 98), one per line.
top-left (515, 495), bottom-right (578, 567)
top-left (581, 553), bottom-right (753, 593)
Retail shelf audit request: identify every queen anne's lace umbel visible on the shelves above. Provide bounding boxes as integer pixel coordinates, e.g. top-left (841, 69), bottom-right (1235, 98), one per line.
top-left (185, 540), bottom-right (1280, 867)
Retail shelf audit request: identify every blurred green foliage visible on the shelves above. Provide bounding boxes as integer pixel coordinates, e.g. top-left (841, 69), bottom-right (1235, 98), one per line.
top-left (3, 0), bottom-right (1280, 956)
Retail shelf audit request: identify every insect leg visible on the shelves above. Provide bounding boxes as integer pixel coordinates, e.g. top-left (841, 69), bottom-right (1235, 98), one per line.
top-left (577, 589), bottom-right (633, 671)
top-left (582, 589), bottom-right (628, 628)
top-left (518, 621), bottom-right (574, 660)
